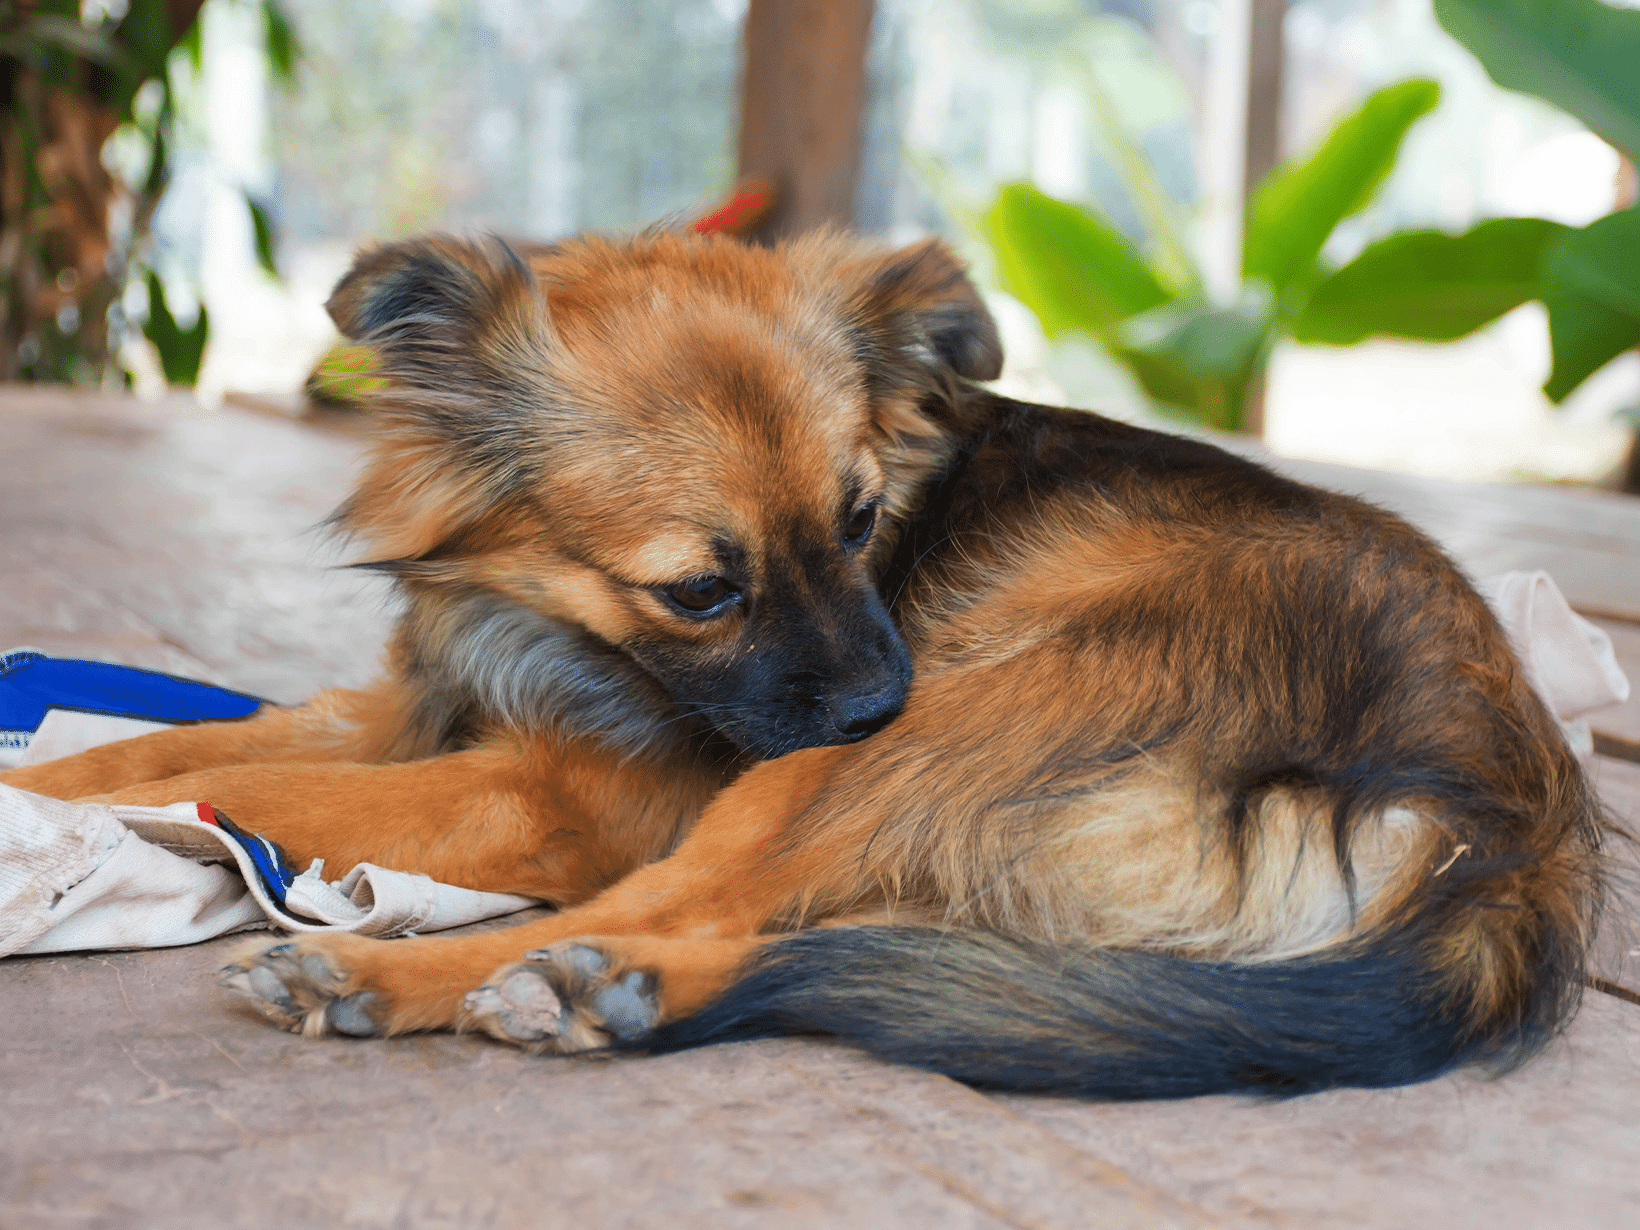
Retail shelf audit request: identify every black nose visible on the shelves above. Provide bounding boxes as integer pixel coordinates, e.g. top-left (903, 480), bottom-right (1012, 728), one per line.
top-left (829, 686), bottom-right (905, 740)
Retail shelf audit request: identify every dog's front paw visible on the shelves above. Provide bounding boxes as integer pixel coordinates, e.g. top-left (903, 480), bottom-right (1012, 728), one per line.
top-left (460, 941), bottom-right (658, 1054)
top-left (220, 937), bottom-right (390, 1038)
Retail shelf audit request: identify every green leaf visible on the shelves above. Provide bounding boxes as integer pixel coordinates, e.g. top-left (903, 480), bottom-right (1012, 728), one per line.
top-left (1434, 0), bottom-right (1640, 160)
top-left (1116, 289), bottom-right (1273, 431)
top-left (262, 1), bottom-right (300, 84)
top-left (1293, 217), bottom-right (1566, 344)
top-left (1244, 79), bottom-right (1441, 295)
top-left (1121, 289), bottom-right (1274, 378)
top-left (1542, 287), bottom-right (1640, 402)
top-left (1537, 208), bottom-right (1640, 401)
top-left (983, 182), bottom-right (1170, 340)
top-left (142, 123), bottom-right (168, 197)
top-left (143, 273), bottom-right (209, 386)
top-left (1115, 350), bottom-right (1253, 433)
top-left (117, 0), bottom-right (182, 77)
top-left (179, 15), bottom-right (203, 73)
top-left (1544, 206), bottom-right (1640, 319)
top-left (246, 195), bottom-right (280, 279)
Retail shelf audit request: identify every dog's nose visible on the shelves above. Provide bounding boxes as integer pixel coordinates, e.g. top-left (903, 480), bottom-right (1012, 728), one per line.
top-left (829, 686), bottom-right (905, 740)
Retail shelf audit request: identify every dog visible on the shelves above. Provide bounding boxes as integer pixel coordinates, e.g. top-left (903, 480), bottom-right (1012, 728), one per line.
top-left (3, 227), bottom-right (1606, 1097)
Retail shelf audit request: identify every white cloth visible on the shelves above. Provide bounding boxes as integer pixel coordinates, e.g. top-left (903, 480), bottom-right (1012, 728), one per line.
top-left (0, 571), bottom-right (1628, 958)
top-left (14, 709), bottom-right (173, 768)
top-left (1474, 571), bottom-right (1631, 760)
top-left (0, 794), bottom-right (268, 955)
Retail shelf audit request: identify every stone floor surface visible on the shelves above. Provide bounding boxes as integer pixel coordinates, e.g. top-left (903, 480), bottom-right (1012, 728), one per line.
top-left (2, 388), bottom-right (1637, 1229)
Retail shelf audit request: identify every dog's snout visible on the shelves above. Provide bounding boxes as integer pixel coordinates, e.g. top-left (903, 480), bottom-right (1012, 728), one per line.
top-left (829, 686), bottom-right (905, 741)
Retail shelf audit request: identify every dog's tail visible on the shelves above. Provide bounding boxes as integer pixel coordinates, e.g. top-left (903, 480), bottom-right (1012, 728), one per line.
top-left (639, 916), bottom-right (1590, 1099)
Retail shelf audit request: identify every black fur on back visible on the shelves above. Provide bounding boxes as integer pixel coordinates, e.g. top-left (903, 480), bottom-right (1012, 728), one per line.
top-left (637, 916), bottom-right (1587, 1099)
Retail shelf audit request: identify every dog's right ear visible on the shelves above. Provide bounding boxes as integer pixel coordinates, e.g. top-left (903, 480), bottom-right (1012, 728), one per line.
top-left (324, 236), bottom-right (556, 563)
top-left (839, 237), bottom-right (1004, 387)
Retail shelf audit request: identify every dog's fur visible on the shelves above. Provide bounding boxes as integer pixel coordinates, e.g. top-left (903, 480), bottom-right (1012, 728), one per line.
top-left (4, 228), bottom-right (1606, 1098)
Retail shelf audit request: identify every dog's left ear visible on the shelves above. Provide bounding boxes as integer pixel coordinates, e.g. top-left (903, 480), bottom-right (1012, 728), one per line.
top-left (842, 238), bottom-right (1003, 384)
top-left (323, 236), bottom-right (555, 563)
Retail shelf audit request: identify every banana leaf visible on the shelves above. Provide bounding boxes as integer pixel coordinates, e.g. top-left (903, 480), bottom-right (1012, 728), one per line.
top-left (1116, 290), bottom-right (1274, 431)
top-left (1244, 79), bottom-right (1441, 298)
top-left (982, 182), bottom-right (1169, 340)
top-left (1434, 0), bottom-right (1640, 159)
top-left (1293, 217), bottom-right (1565, 344)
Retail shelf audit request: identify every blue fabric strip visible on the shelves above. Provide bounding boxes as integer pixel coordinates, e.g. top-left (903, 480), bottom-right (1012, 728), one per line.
top-left (0, 651), bottom-right (264, 735)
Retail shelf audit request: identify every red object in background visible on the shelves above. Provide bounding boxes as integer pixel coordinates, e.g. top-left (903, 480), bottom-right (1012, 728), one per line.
top-left (692, 180), bottom-right (777, 236)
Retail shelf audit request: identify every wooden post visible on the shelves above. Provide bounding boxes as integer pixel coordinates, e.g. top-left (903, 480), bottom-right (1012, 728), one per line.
top-left (1239, 0), bottom-right (1284, 435)
top-left (1243, 0), bottom-right (1286, 203)
top-left (736, 0), bottom-right (874, 242)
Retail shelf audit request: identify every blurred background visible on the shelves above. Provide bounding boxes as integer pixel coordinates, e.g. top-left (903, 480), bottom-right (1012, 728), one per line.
top-left (3, 0), bottom-right (1638, 487)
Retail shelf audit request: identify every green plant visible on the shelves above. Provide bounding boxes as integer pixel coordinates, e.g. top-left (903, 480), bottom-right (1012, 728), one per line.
top-left (979, 78), bottom-right (1443, 432)
top-left (0, 0), bottom-right (295, 387)
top-left (1303, 2), bottom-right (1638, 414)
top-left (1277, 0), bottom-right (1640, 489)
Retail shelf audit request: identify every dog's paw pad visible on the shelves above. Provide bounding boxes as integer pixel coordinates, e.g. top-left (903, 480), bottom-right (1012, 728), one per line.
top-left (242, 964), bottom-right (299, 1017)
top-left (463, 942), bottom-right (658, 1054)
top-left (461, 968), bottom-right (563, 1044)
top-left (590, 970), bottom-right (659, 1042)
top-left (327, 992), bottom-right (382, 1037)
top-left (220, 940), bottom-right (385, 1037)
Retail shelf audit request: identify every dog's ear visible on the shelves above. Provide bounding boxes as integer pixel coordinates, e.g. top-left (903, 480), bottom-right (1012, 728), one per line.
top-left (324, 236), bottom-right (555, 563)
top-left (842, 238), bottom-right (1003, 386)
top-left (327, 234), bottom-right (544, 367)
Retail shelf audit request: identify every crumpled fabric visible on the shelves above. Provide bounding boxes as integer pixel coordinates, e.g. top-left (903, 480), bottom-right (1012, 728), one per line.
top-left (0, 570), bottom-right (1629, 958)
top-left (1474, 570), bottom-right (1631, 760)
top-left (0, 782), bottom-right (543, 957)
top-left (0, 708), bottom-right (541, 958)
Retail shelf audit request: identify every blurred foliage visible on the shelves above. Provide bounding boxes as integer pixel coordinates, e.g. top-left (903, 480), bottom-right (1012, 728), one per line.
top-left (142, 266), bottom-right (203, 382)
top-left (303, 339), bottom-right (380, 410)
top-left (1426, 0), bottom-right (1640, 420)
top-left (973, 0), bottom-right (1640, 455)
top-left (0, 0), bottom-right (293, 387)
top-left (978, 79), bottom-right (1440, 432)
top-left (271, 0), bottom-right (739, 245)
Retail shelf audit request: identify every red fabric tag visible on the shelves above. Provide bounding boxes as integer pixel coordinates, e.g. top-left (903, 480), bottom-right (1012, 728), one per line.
top-left (196, 800), bottom-right (219, 826)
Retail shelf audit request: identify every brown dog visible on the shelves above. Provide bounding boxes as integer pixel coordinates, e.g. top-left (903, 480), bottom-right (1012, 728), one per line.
top-left (4, 228), bottom-right (1605, 1096)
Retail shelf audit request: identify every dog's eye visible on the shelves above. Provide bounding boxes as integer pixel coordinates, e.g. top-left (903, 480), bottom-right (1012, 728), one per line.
top-left (662, 575), bottom-right (740, 617)
top-left (843, 502), bottom-right (877, 547)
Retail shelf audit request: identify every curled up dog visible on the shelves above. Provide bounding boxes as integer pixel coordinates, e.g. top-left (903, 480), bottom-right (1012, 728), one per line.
top-left (2, 227), bottom-right (1608, 1098)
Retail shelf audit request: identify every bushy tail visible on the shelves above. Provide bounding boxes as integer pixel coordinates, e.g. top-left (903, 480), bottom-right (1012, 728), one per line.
top-left (640, 925), bottom-right (1579, 1099)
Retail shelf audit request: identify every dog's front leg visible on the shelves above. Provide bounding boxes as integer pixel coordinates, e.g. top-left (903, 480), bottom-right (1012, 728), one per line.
top-left (78, 732), bottom-right (700, 905)
top-left (0, 683), bottom-right (400, 800)
top-left (219, 741), bottom-right (872, 1040)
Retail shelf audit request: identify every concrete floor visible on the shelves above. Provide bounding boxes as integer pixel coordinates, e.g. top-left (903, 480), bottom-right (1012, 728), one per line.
top-left (2, 388), bottom-right (1637, 1229)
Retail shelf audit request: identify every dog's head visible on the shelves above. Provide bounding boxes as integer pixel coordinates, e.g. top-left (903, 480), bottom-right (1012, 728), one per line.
top-left (326, 229), bottom-right (1000, 759)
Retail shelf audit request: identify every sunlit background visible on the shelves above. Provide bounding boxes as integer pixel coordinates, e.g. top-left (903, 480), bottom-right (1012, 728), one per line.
top-left (111, 0), bottom-right (1640, 483)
